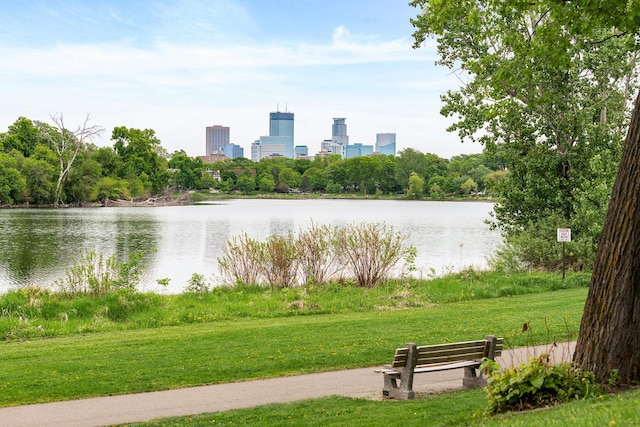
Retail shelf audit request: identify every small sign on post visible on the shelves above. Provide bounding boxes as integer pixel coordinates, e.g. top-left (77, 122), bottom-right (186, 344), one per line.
top-left (557, 228), bottom-right (571, 243)
top-left (557, 228), bottom-right (571, 280)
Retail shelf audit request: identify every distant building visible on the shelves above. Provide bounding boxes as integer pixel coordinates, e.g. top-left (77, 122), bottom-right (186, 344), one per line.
top-left (376, 133), bottom-right (396, 156)
top-left (222, 143), bottom-right (244, 159)
top-left (205, 125), bottom-right (230, 155)
top-left (199, 152), bottom-right (228, 163)
top-left (269, 111), bottom-right (294, 158)
top-left (294, 145), bottom-right (308, 158)
top-left (344, 143), bottom-right (374, 159)
top-left (251, 136), bottom-right (290, 162)
top-left (332, 118), bottom-right (349, 147)
top-left (252, 110), bottom-right (295, 161)
top-left (320, 139), bottom-right (343, 157)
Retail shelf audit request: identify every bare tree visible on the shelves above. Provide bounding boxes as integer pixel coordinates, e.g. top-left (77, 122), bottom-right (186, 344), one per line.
top-left (50, 114), bottom-right (104, 207)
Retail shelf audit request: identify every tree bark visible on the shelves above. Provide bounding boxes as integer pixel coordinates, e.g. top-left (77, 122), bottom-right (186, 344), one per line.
top-left (573, 90), bottom-right (640, 384)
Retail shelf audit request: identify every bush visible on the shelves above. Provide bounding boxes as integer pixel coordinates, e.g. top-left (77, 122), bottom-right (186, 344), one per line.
top-left (335, 223), bottom-right (411, 288)
top-left (262, 233), bottom-right (299, 289)
top-left (184, 273), bottom-right (210, 294)
top-left (54, 250), bottom-right (145, 296)
top-left (216, 222), bottom-right (413, 289)
top-left (483, 354), bottom-right (601, 414)
top-left (296, 222), bottom-right (342, 285)
top-left (217, 233), bottom-right (264, 286)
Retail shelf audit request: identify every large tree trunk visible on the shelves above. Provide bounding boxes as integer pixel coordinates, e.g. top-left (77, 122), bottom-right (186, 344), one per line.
top-left (573, 90), bottom-right (640, 384)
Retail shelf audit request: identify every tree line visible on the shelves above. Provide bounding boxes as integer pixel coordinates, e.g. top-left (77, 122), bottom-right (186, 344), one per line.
top-left (0, 116), bottom-right (505, 206)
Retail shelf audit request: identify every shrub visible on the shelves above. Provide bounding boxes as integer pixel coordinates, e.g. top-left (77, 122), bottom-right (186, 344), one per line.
top-left (335, 222), bottom-right (411, 288)
top-left (54, 250), bottom-right (145, 296)
top-left (216, 222), bottom-right (413, 289)
top-left (296, 222), bottom-right (343, 285)
top-left (483, 354), bottom-right (601, 414)
top-left (262, 233), bottom-right (299, 289)
top-left (217, 233), bottom-right (264, 286)
top-left (184, 273), bottom-right (210, 294)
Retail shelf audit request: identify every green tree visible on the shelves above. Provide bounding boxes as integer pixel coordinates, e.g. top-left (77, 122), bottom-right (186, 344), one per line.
top-left (111, 126), bottom-right (169, 196)
top-left (324, 157), bottom-right (347, 191)
top-left (168, 151), bottom-right (203, 191)
top-left (65, 150), bottom-right (102, 204)
top-left (395, 148), bottom-right (427, 190)
top-left (0, 153), bottom-right (26, 204)
top-left (236, 170), bottom-right (256, 194)
top-left (0, 117), bottom-right (44, 157)
top-left (22, 157), bottom-right (56, 204)
top-left (96, 176), bottom-right (130, 201)
top-left (344, 156), bottom-right (381, 195)
top-left (258, 173), bottom-right (276, 192)
top-left (411, 0), bottom-right (639, 269)
top-left (423, 153), bottom-right (448, 184)
top-left (276, 167), bottom-right (301, 192)
top-left (460, 177), bottom-right (478, 195)
top-left (539, 0), bottom-right (640, 386)
top-left (406, 172), bottom-right (425, 199)
top-left (302, 167), bottom-right (326, 191)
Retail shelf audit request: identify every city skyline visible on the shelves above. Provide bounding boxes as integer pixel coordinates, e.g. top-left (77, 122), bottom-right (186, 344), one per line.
top-left (1, 1), bottom-right (483, 159)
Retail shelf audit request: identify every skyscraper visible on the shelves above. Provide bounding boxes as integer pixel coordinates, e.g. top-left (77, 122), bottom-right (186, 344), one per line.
top-left (205, 125), bottom-right (230, 155)
top-left (331, 118), bottom-right (349, 146)
top-left (376, 133), bottom-right (396, 156)
top-left (269, 111), bottom-right (294, 158)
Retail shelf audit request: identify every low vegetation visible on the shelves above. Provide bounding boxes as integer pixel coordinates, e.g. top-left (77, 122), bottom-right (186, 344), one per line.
top-left (122, 388), bottom-right (640, 427)
top-left (483, 355), bottom-right (601, 413)
top-left (0, 270), bottom-right (589, 341)
top-left (1, 286), bottom-right (587, 407)
top-left (218, 222), bottom-right (413, 288)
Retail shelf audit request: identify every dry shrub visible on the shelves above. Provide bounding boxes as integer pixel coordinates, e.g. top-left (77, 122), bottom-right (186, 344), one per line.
top-left (296, 222), bottom-right (343, 285)
top-left (262, 233), bottom-right (299, 289)
top-left (335, 222), bottom-right (408, 288)
top-left (217, 233), bottom-right (264, 286)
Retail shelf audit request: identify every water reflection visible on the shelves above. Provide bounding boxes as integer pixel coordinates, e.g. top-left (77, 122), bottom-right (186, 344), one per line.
top-left (0, 200), bottom-right (502, 293)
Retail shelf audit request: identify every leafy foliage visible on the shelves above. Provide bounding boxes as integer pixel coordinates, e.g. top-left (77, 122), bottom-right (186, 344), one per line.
top-left (483, 355), bottom-right (601, 414)
top-left (411, 0), bottom-right (640, 269)
top-left (54, 249), bottom-right (145, 296)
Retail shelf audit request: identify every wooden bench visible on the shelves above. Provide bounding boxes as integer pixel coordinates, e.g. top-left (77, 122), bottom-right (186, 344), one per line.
top-left (375, 335), bottom-right (503, 400)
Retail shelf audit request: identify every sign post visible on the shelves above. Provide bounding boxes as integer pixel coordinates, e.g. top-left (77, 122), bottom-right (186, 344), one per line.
top-left (557, 228), bottom-right (571, 280)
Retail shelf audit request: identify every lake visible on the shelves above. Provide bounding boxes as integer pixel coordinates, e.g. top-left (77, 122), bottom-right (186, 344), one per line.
top-left (0, 199), bottom-right (502, 294)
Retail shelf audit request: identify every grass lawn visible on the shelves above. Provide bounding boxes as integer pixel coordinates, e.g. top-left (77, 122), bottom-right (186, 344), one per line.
top-left (1, 286), bottom-right (586, 407)
top-left (123, 388), bottom-right (640, 426)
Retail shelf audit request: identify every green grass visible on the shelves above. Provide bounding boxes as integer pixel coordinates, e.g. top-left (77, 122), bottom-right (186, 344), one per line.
top-left (124, 388), bottom-right (640, 426)
top-left (0, 271), bottom-right (589, 340)
top-left (0, 287), bottom-right (586, 407)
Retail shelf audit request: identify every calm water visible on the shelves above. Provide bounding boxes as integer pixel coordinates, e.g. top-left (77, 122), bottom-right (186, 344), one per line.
top-left (0, 199), bottom-right (502, 293)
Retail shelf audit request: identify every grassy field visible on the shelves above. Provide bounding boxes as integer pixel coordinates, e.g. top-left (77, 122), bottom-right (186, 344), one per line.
top-left (4, 270), bottom-right (617, 426)
top-left (0, 270), bottom-right (589, 340)
top-left (123, 388), bottom-right (640, 426)
top-left (1, 281), bottom-right (587, 407)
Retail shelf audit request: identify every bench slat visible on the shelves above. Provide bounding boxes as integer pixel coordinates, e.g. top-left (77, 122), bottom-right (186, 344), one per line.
top-left (387, 338), bottom-right (504, 368)
top-left (414, 360), bottom-right (479, 373)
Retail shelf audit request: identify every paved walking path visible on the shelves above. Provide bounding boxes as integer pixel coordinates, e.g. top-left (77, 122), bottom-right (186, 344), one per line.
top-left (0, 342), bottom-right (575, 427)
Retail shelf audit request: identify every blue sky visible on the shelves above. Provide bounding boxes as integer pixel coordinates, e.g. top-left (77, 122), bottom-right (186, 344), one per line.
top-left (0, 0), bottom-right (481, 158)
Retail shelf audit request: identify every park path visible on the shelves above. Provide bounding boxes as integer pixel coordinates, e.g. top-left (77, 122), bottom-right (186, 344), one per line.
top-left (0, 342), bottom-right (575, 427)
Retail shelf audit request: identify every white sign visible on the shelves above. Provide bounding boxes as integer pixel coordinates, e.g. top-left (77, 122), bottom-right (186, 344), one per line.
top-left (557, 228), bottom-right (571, 242)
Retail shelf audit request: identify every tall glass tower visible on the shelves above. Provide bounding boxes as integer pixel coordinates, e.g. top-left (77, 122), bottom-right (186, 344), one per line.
top-left (269, 111), bottom-right (294, 158)
top-left (331, 118), bottom-right (349, 146)
top-left (376, 133), bottom-right (396, 156)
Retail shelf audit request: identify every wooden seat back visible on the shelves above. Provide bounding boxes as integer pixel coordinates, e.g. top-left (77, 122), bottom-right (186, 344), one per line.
top-left (389, 338), bottom-right (504, 368)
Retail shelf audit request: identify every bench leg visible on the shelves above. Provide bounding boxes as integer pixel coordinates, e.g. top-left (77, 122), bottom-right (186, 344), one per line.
top-left (462, 366), bottom-right (486, 388)
top-left (382, 343), bottom-right (417, 400)
top-left (382, 372), bottom-right (415, 400)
